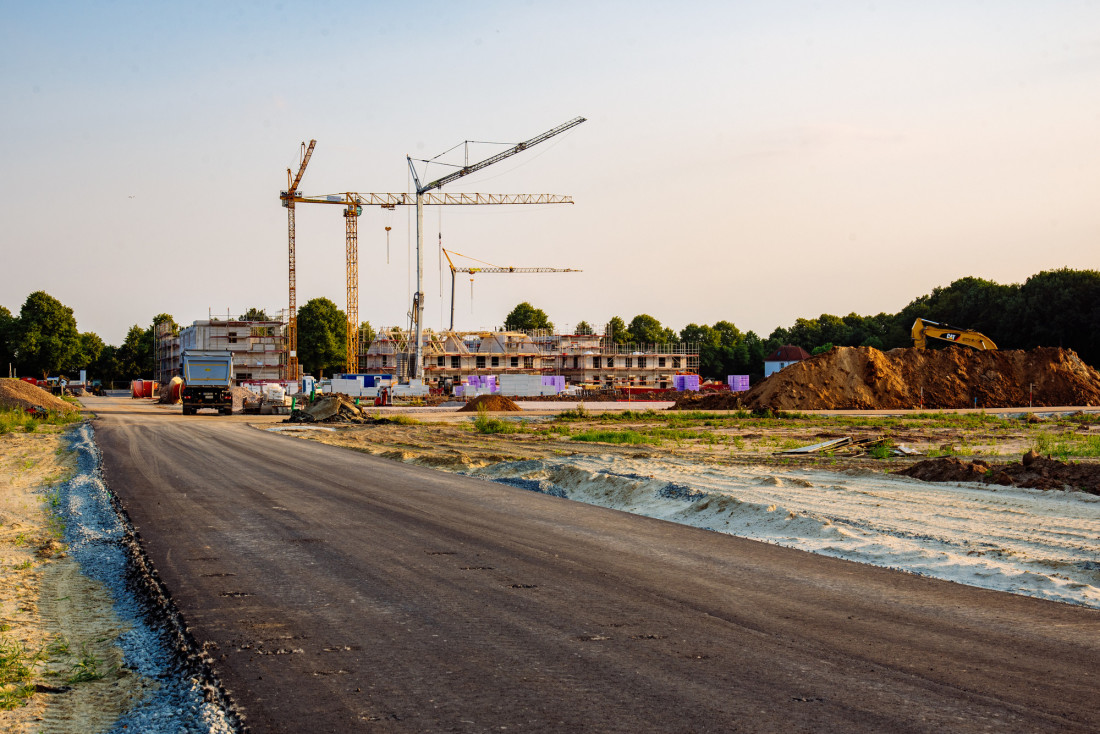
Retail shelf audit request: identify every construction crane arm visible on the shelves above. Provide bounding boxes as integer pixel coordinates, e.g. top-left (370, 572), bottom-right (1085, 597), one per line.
top-left (415, 117), bottom-right (586, 194)
top-left (281, 140), bottom-right (316, 205)
top-left (456, 266), bottom-right (579, 274)
top-left (288, 192), bottom-right (574, 207)
top-left (911, 318), bottom-right (997, 350)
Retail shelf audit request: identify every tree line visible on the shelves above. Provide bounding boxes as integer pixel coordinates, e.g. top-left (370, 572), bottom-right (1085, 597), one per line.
top-left (3, 268), bottom-right (1096, 382)
top-left (505, 268), bottom-right (1100, 380)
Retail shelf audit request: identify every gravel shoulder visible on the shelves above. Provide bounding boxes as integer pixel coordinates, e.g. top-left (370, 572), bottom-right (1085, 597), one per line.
top-left (0, 427), bottom-right (149, 732)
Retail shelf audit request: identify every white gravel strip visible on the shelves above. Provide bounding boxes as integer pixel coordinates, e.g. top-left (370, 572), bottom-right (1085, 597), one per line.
top-left (471, 454), bottom-right (1100, 608)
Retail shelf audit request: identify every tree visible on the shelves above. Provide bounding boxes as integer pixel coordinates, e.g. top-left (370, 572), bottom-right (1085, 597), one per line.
top-left (626, 314), bottom-right (667, 345)
top-left (605, 316), bottom-right (628, 344)
top-left (0, 306), bottom-right (14, 375)
top-left (359, 320), bottom-right (376, 348)
top-left (13, 291), bottom-right (82, 377)
top-left (114, 325), bottom-right (150, 380)
top-left (240, 307), bottom-right (270, 321)
top-left (297, 298), bottom-right (347, 377)
top-left (574, 320), bottom-right (594, 335)
top-left (504, 302), bottom-right (553, 332)
top-left (91, 344), bottom-right (120, 384)
top-left (78, 332), bottom-right (105, 372)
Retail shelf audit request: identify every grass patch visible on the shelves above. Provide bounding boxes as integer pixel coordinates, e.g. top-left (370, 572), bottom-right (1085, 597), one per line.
top-left (1033, 432), bottom-right (1100, 459)
top-left (388, 415), bottom-right (420, 426)
top-left (0, 636), bottom-right (42, 710)
top-left (0, 407), bottom-right (82, 435)
top-left (473, 406), bottom-right (517, 435)
top-left (570, 430), bottom-right (660, 446)
top-left (867, 440), bottom-right (896, 460)
top-left (65, 645), bottom-right (107, 684)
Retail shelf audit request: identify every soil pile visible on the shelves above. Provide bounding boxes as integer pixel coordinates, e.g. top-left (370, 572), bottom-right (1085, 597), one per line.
top-left (675, 346), bottom-right (1100, 411)
top-left (229, 385), bottom-right (260, 412)
top-left (896, 450), bottom-right (1100, 495)
top-left (0, 379), bottom-right (77, 413)
top-left (459, 394), bottom-right (522, 412)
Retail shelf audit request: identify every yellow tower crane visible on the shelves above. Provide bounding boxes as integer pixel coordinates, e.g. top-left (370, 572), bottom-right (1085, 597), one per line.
top-left (442, 248), bottom-right (580, 331)
top-left (281, 191), bottom-right (577, 377)
top-left (280, 118), bottom-right (584, 378)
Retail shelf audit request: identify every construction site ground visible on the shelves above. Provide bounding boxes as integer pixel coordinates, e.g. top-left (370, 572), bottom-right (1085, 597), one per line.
top-left (4, 395), bottom-right (1099, 730)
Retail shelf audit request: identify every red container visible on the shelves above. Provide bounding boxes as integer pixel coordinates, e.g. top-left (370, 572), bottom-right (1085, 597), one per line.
top-left (131, 379), bottom-right (144, 398)
top-left (142, 380), bottom-right (158, 399)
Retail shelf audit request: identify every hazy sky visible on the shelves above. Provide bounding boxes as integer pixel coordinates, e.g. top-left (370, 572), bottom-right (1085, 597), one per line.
top-left (3, 1), bottom-right (1098, 345)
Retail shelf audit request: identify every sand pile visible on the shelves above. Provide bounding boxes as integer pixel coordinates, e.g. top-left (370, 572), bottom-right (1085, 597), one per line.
top-left (896, 450), bottom-right (1100, 495)
top-left (458, 394), bottom-right (522, 412)
top-left (674, 346), bottom-right (1100, 411)
top-left (229, 386), bottom-right (260, 412)
top-left (0, 379), bottom-right (77, 413)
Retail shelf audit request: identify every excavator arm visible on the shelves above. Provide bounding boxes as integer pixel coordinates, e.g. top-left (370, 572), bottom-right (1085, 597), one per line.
top-left (912, 318), bottom-right (997, 350)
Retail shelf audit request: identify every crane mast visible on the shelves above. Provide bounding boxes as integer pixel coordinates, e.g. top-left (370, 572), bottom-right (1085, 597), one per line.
top-left (280, 140), bottom-right (316, 381)
top-left (407, 117), bottom-right (585, 379)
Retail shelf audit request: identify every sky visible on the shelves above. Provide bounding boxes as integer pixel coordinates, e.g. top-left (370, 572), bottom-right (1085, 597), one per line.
top-left (2, 1), bottom-right (1098, 345)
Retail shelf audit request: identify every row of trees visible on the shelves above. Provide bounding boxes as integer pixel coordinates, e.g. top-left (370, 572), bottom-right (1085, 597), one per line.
top-left (4, 268), bottom-right (1096, 383)
top-left (505, 268), bottom-right (1100, 380)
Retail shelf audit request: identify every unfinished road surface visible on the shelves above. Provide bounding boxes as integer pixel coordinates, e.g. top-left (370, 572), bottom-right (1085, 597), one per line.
top-left (87, 398), bottom-right (1100, 734)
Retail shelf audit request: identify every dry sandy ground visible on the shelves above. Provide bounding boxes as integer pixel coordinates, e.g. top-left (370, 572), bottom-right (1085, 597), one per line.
top-left (0, 429), bottom-right (153, 733)
top-left (275, 408), bottom-right (1066, 472)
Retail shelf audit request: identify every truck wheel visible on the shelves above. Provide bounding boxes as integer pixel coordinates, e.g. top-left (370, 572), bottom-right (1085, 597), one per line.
top-left (221, 408), bottom-right (232, 416)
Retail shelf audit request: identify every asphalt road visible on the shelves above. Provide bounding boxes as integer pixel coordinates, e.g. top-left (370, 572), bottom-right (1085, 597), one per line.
top-left (87, 398), bottom-right (1100, 733)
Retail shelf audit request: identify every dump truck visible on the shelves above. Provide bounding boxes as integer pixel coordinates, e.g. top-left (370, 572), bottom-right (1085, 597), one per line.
top-left (181, 350), bottom-right (234, 415)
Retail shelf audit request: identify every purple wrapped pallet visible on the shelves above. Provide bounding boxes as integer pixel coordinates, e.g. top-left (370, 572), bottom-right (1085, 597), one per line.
top-left (728, 375), bottom-right (750, 392)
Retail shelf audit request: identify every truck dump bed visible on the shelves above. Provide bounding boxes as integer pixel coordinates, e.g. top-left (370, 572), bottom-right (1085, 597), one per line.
top-left (182, 351), bottom-right (233, 387)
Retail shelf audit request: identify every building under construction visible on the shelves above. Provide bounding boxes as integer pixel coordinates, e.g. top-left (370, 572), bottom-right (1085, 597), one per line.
top-left (156, 316), bottom-right (288, 385)
top-left (363, 328), bottom-right (699, 389)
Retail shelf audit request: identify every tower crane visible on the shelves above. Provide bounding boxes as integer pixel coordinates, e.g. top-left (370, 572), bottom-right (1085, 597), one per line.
top-left (280, 140), bottom-right (315, 381)
top-left (407, 116), bottom-right (585, 378)
top-left (442, 248), bottom-right (580, 331)
top-left (279, 117), bottom-right (584, 379)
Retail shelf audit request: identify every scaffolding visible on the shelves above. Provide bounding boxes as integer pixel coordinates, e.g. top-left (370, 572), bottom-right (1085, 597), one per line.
top-left (360, 327), bottom-right (699, 389)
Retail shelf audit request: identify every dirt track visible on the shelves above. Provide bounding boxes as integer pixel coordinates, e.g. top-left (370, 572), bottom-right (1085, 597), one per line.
top-left (87, 397), bottom-right (1100, 733)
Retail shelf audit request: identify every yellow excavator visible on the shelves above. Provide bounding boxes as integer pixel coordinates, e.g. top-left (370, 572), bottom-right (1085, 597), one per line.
top-left (911, 318), bottom-right (997, 350)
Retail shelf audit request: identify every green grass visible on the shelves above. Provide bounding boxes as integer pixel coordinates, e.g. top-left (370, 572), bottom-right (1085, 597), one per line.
top-left (473, 406), bottom-right (518, 434)
top-left (570, 429), bottom-right (660, 445)
top-left (0, 407), bottom-right (82, 435)
top-left (1033, 432), bottom-right (1100, 459)
top-left (0, 636), bottom-right (43, 710)
top-left (65, 645), bottom-right (107, 684)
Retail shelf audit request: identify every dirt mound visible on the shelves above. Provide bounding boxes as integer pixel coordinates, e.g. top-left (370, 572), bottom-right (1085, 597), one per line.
top-left (896, 451), bottom-right (1100, 495)
top-left (229, 386), bottom-right (260, 411)
top-left (697, 346), bottom-right (1100, 411)
top-left (458, 394), bottom-right (522, 412)
top-left (0, 379), bottom-right (77, 413)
